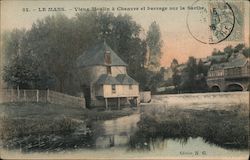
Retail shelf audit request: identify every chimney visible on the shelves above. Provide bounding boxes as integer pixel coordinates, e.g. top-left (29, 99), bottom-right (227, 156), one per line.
top-left (104, 50), bottom-right (111, 65)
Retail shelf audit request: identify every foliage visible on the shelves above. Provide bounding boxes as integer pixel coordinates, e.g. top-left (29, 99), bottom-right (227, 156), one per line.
top-left (129, 105), bottom-right (249, 150)
top-left (197, 60), bottom-right (205, 75)
top-left (0, 102), bottom-right (135, 151)
top-left (172, 73), bottom-right (181, 91)
top-left (234, 43), bottom-right (245, 53)
top-left (242, 47), bottom-right (250, 57)
top-left (212, 49), bottom-right (224, 56)
top-left (171, 59), bottom-right (181, 90)
top-left (160, 43), bottom-right (248, 94)
top-left (212, 43), bottom-right (249, 60)
top-left (178, 57), bottom-right (208, 93)
top-left (149, 72), bottom-right (163, 93)
top-left (170, 58), bottom-right (178, 70)
top-left (2, 12), bottom-right (151, 94)
top-left (3, 54), bottom-right (54, 89)
top-left (146, 21), bottom-right (163, 71)
top-left (2, 29), bottom-right (27, 62)
top-left (180, 57), bottom-right (197, 92)
top-left (223, 45), bottom-right (234, 56)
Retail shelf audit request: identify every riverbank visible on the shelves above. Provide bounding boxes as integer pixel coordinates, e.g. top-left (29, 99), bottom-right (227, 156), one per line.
top-left (0, 102), bottom-right (136, 152)
top-left (0, 101), bottom-right (248, 153)
top-left (130, 103), bottom-right (249, 150)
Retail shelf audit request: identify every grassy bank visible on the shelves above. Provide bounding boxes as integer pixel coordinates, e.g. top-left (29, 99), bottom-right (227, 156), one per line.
top-left (0, 102), bottom-right (134, 121)
top-left (0, 102), bottom-right (135, 151)
top-left (129, 104), bottom-right (249, 150)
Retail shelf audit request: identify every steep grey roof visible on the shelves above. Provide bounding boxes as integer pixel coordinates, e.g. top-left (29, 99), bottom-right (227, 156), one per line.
top-left (77, 41), bottom-right (127, 68)
top-left (96, 74), bottom-right (120, 85)
top-left (224, 56), bottom-right (248, 69)
top-left (208, 54), bottom-right (227, 62)
top-left (95, 74), bottom-right (138, 85)
top-left (209, 53), bottom-right (248, 70)
top-left (228, 52), bottom-right (245, 61)
top-left (116, 74), bottom-right (138, 85)
top-left (210, 63), bottom-right (227, 70)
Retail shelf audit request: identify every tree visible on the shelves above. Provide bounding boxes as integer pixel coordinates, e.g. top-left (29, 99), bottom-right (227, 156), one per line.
top-left (242, 47), bottom-right (250, 57)
top-left (234, 43), bottom-right (245, 53)
top-left (187, 57), bottom-right (197, 78)
top-left (88, 12), bottom-right (147, 89)
top-left (223, 45), bottom-right (233, 54)
top-left (170, 59), bottom-right (180, 91)
top-left (181, 57), bottom-right (197, 92)
top-left (3, 12), bottom-right (148, 94)
top-left (146, 21), bottom-right (163, 71)
top-left (2, 29), bottom-right (27, 62)
top-left (179, 57), bottom-right (210, 93)
top-left (170, 58), bottom-right (178, 70)
top-left (172, 71), bottom-right (181, 92)
top-left (24, 14), bottom-right (76, 92)
top-left (197, 60), bottom-right (206, 75)
top-left (197, 60), bottom-right (209, 91)
top-left (212, 48), bottom-right (224, 56)
top-left (3, 53), bottom-right (53, 89)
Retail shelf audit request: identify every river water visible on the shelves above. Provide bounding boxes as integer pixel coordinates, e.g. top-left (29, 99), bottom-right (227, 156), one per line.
top-left (1, 112), bottom-right (248, 159)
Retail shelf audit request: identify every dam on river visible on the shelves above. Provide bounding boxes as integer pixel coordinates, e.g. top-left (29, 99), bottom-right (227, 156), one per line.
top-left (150, 91), bottom-right (249, 107)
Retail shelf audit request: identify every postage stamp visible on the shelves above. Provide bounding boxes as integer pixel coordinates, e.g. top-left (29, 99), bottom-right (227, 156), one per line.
top-left (187, 0), bottom-right (244, 44)
top-left (223, 1), bottom-right (245, 42)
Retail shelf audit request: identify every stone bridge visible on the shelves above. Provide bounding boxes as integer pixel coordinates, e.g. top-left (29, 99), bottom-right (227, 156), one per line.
top-left (207, 78), bottom-right (249, 92)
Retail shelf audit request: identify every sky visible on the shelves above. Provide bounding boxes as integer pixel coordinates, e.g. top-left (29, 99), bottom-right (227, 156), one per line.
top-left (1, 0), bottom-right (249, 67)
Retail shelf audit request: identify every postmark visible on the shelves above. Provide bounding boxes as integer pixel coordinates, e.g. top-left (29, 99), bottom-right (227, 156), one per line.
top-left (187, 0), bottom-right (244, 44)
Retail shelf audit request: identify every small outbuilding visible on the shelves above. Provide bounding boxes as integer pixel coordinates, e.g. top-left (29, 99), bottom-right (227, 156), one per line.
top-left (77, 41), bottom-right (139, 109)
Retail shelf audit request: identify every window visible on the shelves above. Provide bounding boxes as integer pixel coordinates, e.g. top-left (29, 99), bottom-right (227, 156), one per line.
top-left (107, 66), bottom-right (111, 74)
top-left (129, 84), bottom-right (132, 90)
top-left (112, 85), bottom-right (116, 93)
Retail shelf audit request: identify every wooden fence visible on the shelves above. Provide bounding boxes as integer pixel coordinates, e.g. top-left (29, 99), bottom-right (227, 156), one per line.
top-left (0, 89), bottom-right (85, 108)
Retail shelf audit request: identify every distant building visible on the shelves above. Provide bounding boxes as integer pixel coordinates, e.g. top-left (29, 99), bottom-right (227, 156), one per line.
top-left (207, 52), bottom-right (250, 92)
top-left (158, 63), bottom-right (188, 93)
top-left (162, 67), bottom-right (174, 81)
top-left (207, 54), bottom-right (228, 63)
top-left (196, 57), bottom-right (211, 66)
top-left (77, 42), bottom-right (139, 109)
top-left (162, 63), bottom-right (187, 81)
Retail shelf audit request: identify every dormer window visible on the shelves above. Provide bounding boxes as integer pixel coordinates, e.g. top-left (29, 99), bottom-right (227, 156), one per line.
top-left (104, 50), bottom-right (111, 65)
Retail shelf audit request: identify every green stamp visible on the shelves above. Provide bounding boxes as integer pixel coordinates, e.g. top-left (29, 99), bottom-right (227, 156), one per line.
top-left (187, 0), bottom-right (244, 44)
top-left (223, 1), bottom-right (244, 42)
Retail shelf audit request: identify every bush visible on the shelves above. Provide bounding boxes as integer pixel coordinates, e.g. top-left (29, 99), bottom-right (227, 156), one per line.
top-left (0, 116), bottom-right (80, 145)
top-left (130, 105), bottom-right (248, 149)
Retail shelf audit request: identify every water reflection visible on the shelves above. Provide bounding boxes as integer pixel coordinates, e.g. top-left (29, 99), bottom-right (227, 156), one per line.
top-left (92, 114), bottom-right (140, 148)
top-left (95, 135), bottom-right (129, 148)
top-left (1, 113), bottom-right (248, 159)
top-left (91, 113), bottom-right (248, 158)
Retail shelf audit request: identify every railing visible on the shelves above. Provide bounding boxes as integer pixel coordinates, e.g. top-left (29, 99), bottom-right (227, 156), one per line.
top-left (0, 89), bottom-right (85, 108)
top-left (224, 73), bottom-right (250, 79)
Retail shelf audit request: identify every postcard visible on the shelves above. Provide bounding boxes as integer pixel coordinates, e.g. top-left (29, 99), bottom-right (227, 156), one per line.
top-left (0, 0), bottom-right (249, 159)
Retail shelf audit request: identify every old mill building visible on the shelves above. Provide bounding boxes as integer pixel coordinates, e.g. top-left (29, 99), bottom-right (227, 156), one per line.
top-left (207, 52), bottom-right (250, 92)
top-left (77, 42), bottom-right (139, 109)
